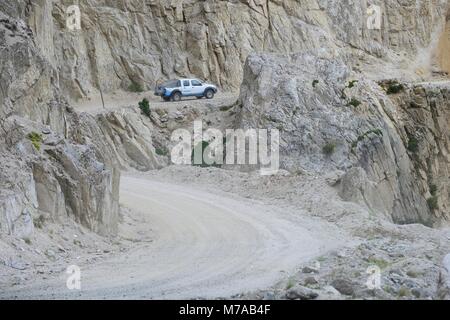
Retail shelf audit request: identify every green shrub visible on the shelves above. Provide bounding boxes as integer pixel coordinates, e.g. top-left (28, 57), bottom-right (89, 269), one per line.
top-left (155, 147), bottom-right (168, 156)
top-left (386, 82), bottom-right (404, 95)
top-left (191, 141), bottom-right (220, 167)
top-left (128, 81), bottom-right (144, 93)
top-left (427, 196), bottom-right (438, 210)
top-left (367, 257), bottom-right (389, 270)
top-left (322, 142), bottom-right (336, 155)
top-left (219, 104), bottom-right (234, 112)
top-left (347, 80), bottom-right (358, 89)
top-left (27, 132), bottom-right (43, 151)
top-left (348, 98), bottom-right (362, 108)
top-left (406, 270), bottom-right (420, 278)
top-left (352, 129), bottom-right (383, 150)
top-left (138, 98), bottom-right (151, 117)
top-left (286, 278), bottom-right (296, 290)
top-left (429, 184), bottom-right (438, 196)
top-left (407, 136), bottom-right (419, 153)
top-left (312, 80), bottom-right (319, 88)
top-left (397, 287), bottom-right (410, 298)
top-left (33, 214), bottom-right (46, 229)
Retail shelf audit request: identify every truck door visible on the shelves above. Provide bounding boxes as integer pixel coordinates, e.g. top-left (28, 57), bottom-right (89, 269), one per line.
top-left (191, 79), bottom-right (203, 96)
top-left (182, 80), bottom-right (192, 96)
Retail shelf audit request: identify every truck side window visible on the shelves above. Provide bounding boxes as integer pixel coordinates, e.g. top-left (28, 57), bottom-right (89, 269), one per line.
top-left (192, 80), bottom-right (202, 86)
top-left (176, 80), bottom-right (181, 87)
top-left (183, 80), bottom-right (190, 87)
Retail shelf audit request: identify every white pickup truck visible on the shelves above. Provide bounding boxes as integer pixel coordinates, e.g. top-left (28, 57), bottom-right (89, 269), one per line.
top-left (154, 78), bottom-right (218, 102)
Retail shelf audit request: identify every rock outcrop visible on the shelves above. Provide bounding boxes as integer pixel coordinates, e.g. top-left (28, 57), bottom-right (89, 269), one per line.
top-left (0, 9), bottom-right (120, 236)
top-left (20, 0), bottom-right (450, 99)
top-left (234, 50), bottom-right (449, 226)
top-left (1, 0), bottom-right (450, 237)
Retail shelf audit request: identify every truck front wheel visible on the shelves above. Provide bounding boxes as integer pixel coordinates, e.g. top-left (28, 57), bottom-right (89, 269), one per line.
top-left (205, 89), bottom-right (215, 99)
top-left (171, 92), bottom-right (182, 102)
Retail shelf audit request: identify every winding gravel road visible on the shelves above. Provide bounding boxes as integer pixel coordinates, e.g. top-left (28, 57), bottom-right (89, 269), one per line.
top-left (1, 175), bottom-right (346, 299)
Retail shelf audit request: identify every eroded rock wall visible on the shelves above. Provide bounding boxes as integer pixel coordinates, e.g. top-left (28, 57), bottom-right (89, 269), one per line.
top-left (24, 0), bottom-right (449, 99)
top-left (234, 50), bottom-right (450, 226)
top-left (0, 9), bottom-right (120, 237)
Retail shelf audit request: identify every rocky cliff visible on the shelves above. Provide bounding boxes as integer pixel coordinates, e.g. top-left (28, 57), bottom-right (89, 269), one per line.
top-left (1, 0), bottom-right (450, 240)
top-left (21, 0), bottom-right (450, 99)
top-left (235, 51), bottom-right (449, 226)
top-left (0, 8), bottom-right (119, 237)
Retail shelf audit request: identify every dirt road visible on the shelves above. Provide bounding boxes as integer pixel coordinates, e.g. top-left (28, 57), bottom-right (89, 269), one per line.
top-left (72, 90), bottom-right (237, 115)
top-left (0, 174), bottom-right (347, 299)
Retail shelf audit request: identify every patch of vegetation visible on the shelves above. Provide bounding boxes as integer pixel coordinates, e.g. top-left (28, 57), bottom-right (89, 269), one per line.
top-left (383, 285), bottom-right (394, 294)
top-left (322, 142), bottom-right (336, 156)
top-left (138, 98), bottom-right (151, 118)
top-left (27, 132), bottom-right (43, 151)
top-left (219, 104), bottom-right (234, 112)
top-left (155, 147), bottom-right (168, 156)
top-left (191, 141), bottom-right (221, 168)
top-left (367, 257), bottom-right (389, 270)
top-left (429, 184), bottom-right (438, 196)
top-left (348, 98), bottom-right (362, 108)
top-left (33, 214), bottom-right (46, 229)
top-left (128, 81), bottom-right (144, 93)
top-left (312, 80), bottom-right (319, 88)
top-left (386, 82), bottom-right (404, 95)
top-left (397, 287), bottom-right (411, 298)
top-left (407, 136), bottom-right (419, 153)
top-left (24, 238), bottom-right (32, 245)
top-left (351, 129), bottom-right (383, 150)
top-left (406, 270), bottom-right (420, 278)
top-left (347, 80), bottom-right (358, 89)
top-left (427, 196), bottom-right (438, 210)
top-left (286, 278), bottom-right (296, 290)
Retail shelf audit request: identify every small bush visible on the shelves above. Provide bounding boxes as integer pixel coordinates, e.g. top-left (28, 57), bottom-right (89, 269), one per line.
top-left (397, 287), bottom-right (410, 298)
top-left (27, 132), bottom-right (43, 151)
top-left (352, 128), bottom-right (383, 151)
top-left (286, 278), bottom-right (296, 290)
top-left (429, 184), bottom-right (438, 196)
top-left (322, 142), bottom-right (336, 156)
top-left (347, 80), bottom-right (358, 89)
top-left (367, 257), bottom-right (389, 270)
top-left (348, 98), bottom-right (362, 108)
top-left (312, 80), bottom-right (319, 88)
top-left (24, 238), bottom-right (32, 245)
top-left (427, 196), bottom-right (438, 210)
top-left (155, 147), bottom-right (168, 156)
top-left (128, 81), bottom-right (144, 93)
top-left (191, 141), bottom-right (220, 167)
top-left (138, 98), bottom-right (151, 117)
top-left (219, 104), bottom-right (234, 112)
top-left (386, 82), bottom-right (404, 95)
top-left (33, 214), bottom-right (46, 229)
top-left (406, 270), bottom-right (420, 278)
top-left (407, 136), bottom-right (419, 153)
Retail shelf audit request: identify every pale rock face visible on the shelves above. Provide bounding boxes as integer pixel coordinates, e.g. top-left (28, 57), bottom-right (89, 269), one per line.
top-left (0, 10), bottom-right (120, 236)
top-left (19, 0), bottom-right (449, 100)
top-left (235, 50), bottom-right (449, 226)
top-left (1, 0), bottom-right (450, 236)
